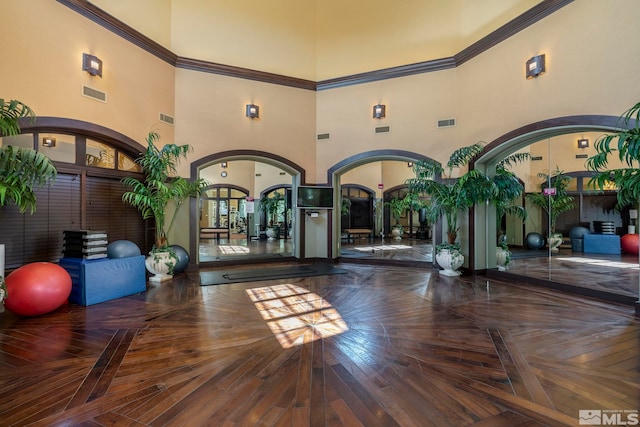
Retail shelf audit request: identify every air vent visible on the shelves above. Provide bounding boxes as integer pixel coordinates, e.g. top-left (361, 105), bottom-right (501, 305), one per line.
top-left (82, 85), bottom-right (107, 103)
top-left (575, 154), bottom-right (588, 159)
top-left (159, 113), bottom-right (175, 126)
top-left (375, 126), bottom-right (390, 134)
top-left (437, 118), bottom-right (456, 128)
top-left (531, 156), bottom-right (543, 161)
top-left (317, 133), bottom-right (330, 140)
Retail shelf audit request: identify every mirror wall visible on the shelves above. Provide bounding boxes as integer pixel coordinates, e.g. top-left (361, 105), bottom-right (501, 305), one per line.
top-left (197, 160), bottom-right (294, 263)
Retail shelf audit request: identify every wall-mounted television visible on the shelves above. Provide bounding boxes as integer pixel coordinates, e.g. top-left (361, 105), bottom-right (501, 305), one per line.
top-left (297, 186), bottom-right (334, 209)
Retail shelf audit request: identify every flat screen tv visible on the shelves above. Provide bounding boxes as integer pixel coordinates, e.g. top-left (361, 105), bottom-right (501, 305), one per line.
top-left (297, 186), bottom-right (334, 209)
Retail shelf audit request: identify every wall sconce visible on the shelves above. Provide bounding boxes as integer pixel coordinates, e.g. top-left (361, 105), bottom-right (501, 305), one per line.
top-left (407, 162), bottom-right (413, 168)
top-left (525, 54), bottom-right (545, 79)
top-left (221, 162), bottom-right (228, 168)
top-left (42, 137), bottom-right (56, 147)
top-left (373, 104), bottom-right (386, 119)
top-left (577, 138), bottom-right (589, 149)
top-left (82, 53), bottom-right (103, 77)
top-left (246, 104), bottom-right (259, 118)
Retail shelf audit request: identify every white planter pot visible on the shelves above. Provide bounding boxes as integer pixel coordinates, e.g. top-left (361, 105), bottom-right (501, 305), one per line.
top-left (391, 228), bottom-right (402, 241)
top-left (145, 250), bottom-right (176, 283)
top-left (266, 228), bottom-right (276, 241)
top-left (496, 247), bottom-right (510, 271)
top-left (547, 233), bottom-right (563, 252)
top-left (435, 248), bottom-right (464, 276)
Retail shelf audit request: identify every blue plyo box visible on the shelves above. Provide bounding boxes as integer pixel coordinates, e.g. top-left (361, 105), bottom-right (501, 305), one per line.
top-left (583, 233), bottom-right (621, 255)
top-left (59, 256), bottom-right (146, 305)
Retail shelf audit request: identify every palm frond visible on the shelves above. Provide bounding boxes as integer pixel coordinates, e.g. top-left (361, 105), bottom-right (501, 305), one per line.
top-left (446, 142), bottom-right (484, 171)
top-left (0, 145), bottom-right (56, 213)
top-left (0, 99), bottom-right (35, 137)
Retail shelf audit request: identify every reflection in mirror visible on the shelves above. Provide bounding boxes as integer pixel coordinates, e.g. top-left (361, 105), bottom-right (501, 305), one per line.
top-left (198, 160), bottom-right (293, 263)
top-left (497, 131), bottom-right (638, 303)
top-left (338, 160), bottom-right (433, 264)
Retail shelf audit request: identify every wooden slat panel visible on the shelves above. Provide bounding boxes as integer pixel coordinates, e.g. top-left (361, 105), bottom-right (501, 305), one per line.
top-left (86, 176), bottom-right (146, 253)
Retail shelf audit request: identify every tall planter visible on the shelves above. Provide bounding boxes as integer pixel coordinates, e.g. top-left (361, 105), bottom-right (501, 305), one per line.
top-left (122, 132), bottom-right (206, 281)
top-left (145, 249), bottom-right (178, 283)
top-left (435, 248), bottom-right (464, 276)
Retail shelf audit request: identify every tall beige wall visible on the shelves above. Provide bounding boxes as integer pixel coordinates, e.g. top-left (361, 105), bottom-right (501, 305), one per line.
top-left (1, 0), bottom-right (176, 145)
top-left (173, 69), bottom-right (317, 179)
top-left (316, 0), bottom-right (640, 181)
top-left (3, 0), bottom-right (640, 261)
top-left (89, 0), bottom-right (537, 81)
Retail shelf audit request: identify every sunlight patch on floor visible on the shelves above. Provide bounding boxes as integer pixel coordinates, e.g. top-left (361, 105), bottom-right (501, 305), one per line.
top-left (219, 245), bottom-right (250, 255)
top-left (557, 257), bottom-right (639, 269)
top-left (246, 284), bottom-right (348, 349)
top-left (353, 244), bottom-right (413, 252)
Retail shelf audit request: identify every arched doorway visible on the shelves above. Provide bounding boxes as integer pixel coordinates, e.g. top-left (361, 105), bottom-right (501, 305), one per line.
top-left (472, 115), bottom-right (634, 272)
top-left (328, 150), bottom-right (438, 263)
top-left (190, 150), bottom-right (304, 265)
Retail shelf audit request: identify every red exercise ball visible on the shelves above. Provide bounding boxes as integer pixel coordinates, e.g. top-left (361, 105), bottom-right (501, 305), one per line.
top-left (621, 233), bottom-right (640, 255)
top-left (4, 262), bottom-right (72, 316)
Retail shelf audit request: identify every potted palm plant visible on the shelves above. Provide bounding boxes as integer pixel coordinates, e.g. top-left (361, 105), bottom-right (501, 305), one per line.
top-left (406, 143), bottom-right (497, 275)
top-left (386, 196), bottom-right (409, 240)
top-left (1, 98), bottom-right (57, 308)
top-left (0, 99), bottom-right (57, 214)
top-left (122, 131), bottom-right (206, 282)
top-left (587, 101), bottom-right (640, 209)
top-left (526, 167), bottom-right (575, 252)
top-left (258, 192), bottom-right (284, 240)
top-left (492, 153), bottom-right (530, 269)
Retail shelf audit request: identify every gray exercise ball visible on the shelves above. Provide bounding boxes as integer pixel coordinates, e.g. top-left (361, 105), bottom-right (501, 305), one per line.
top-left (525, 232), bottom-right (545, 250)
top-left (170, 244), bottom-right (190, 273)
top-left (107, 240), bottom-right (142, 258)
top-left (569, 226), bottom-right (590, 240)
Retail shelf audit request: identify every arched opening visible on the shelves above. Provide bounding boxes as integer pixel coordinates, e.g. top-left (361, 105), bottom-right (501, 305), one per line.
top-left (328, 150), bottom-right (438, 265)
top-left (1, 118), bottom-right (148, 269)
top-left (190, 150), bottom-right (304, 266)
top-left (472, 115), bottom-right (638, 305)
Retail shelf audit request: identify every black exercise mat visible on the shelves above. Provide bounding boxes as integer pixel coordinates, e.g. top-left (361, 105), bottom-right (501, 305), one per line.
top-left (200, 263), bottom-right (347, 286)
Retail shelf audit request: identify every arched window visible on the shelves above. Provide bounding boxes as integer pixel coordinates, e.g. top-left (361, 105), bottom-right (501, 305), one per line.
top-left (0, 129), bottom-right (145, 269)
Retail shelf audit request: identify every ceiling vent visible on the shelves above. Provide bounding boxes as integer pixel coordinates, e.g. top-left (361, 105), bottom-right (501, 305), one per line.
top-left (375, 126), bottom-right (390, 134)
top-left (437, 118), bottom-right (456, 128)
top-left (82, 85), bottom-right (107, 103)
top-left (159, 113), bottom-right (175, 126)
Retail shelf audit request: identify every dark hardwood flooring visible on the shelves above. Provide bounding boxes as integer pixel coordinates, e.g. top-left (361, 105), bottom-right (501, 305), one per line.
top-left (1, 262), bottom-right (639, 426)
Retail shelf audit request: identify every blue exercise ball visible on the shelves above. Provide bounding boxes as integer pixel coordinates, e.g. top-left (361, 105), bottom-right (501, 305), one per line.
top-left (170, 244), bottom-right (190, 273)
top-left (107, 240), bottom-right (141, 258)
top-left (525, 232), bottom-right (545, 250)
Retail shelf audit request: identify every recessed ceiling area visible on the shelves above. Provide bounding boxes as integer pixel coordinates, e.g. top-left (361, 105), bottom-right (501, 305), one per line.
top-left (88, 0), bottom-right (542, 81)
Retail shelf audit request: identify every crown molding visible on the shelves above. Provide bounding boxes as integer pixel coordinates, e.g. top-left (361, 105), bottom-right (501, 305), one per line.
top-left (58, 0), bottom-right (573, 91)
top-left (175, 57), bottom-right (316, 90)
top-left (454, 0), bottom-right (574, 66)
top-left (57, 0), bottom-right (177, 65)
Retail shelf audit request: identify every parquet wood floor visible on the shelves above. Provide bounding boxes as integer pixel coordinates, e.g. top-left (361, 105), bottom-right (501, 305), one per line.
top-left (1, 263), bottom-right (638, 426)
